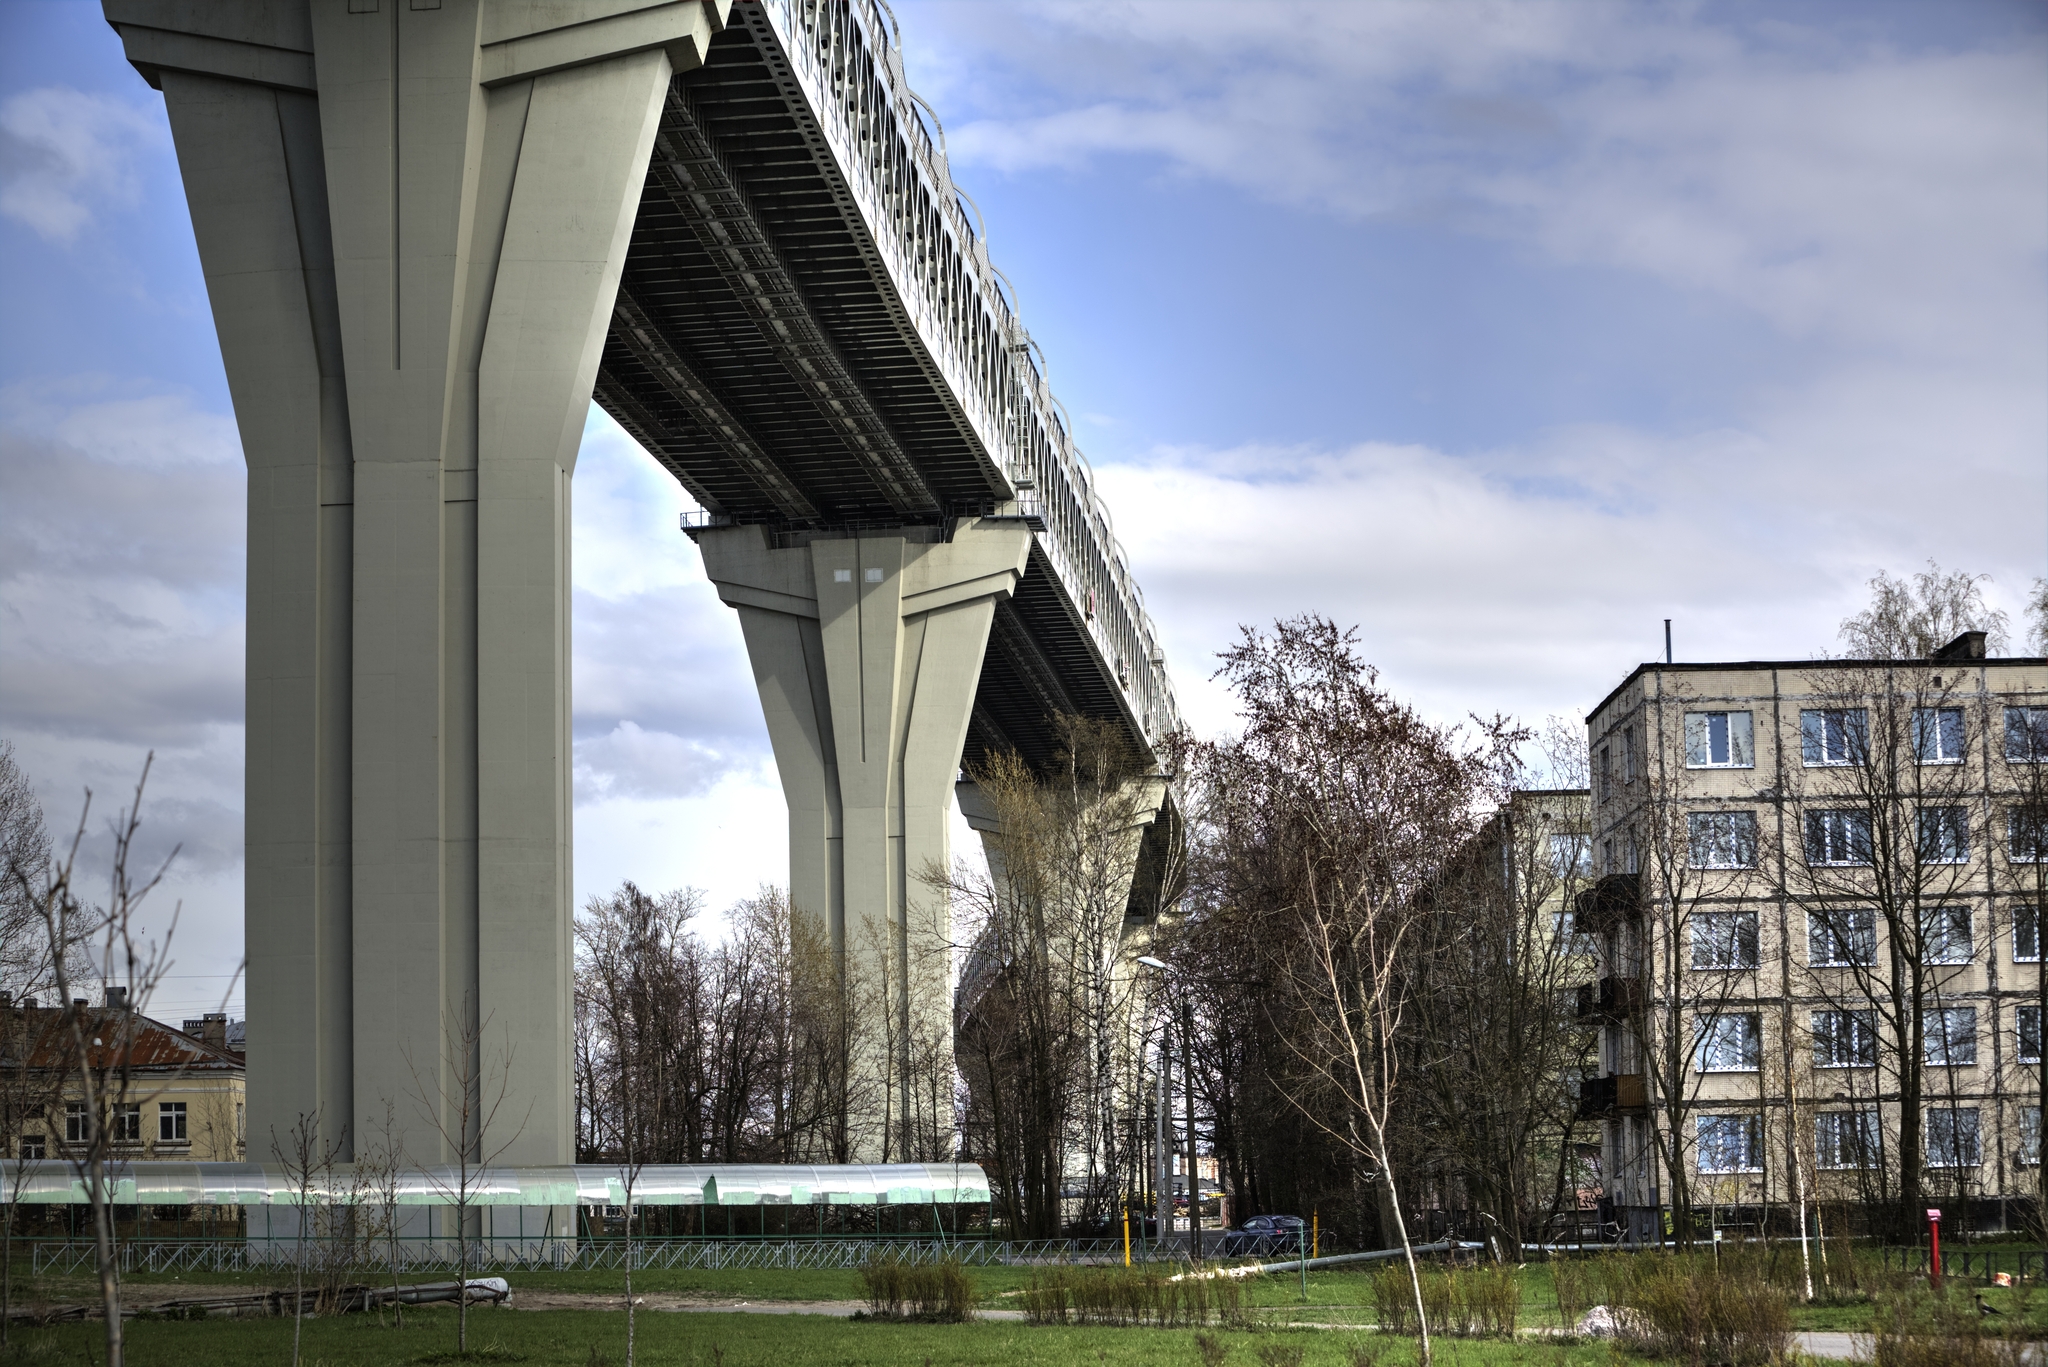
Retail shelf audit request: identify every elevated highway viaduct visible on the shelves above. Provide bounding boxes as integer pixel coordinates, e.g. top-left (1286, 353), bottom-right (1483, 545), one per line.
top-left (103, 0), bottom-right (1181, 1192)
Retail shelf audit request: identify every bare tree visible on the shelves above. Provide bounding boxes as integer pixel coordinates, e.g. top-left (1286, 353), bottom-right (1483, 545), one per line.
top-left (5, 759), bottom-right (180, 1367)
top-left (1838, 561), bottom-right (2010, 660)
top-left (271, 1110), bottom-right (343, 1367)
top-left (405, 996), bottom-right (530, 1356)
top-left (1195, 616), bottom-right (1522, 1367)
top-left (1786, 663), bottom-right (1984, 1239)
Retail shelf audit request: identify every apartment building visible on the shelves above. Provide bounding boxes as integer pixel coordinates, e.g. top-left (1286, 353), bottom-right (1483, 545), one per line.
top-left (1578, 632), bottom-right (2047, 1241)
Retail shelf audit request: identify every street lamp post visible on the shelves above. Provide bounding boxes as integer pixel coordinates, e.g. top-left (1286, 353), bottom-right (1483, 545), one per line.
top-left (1137, 955), bottom-right (1189, 1259)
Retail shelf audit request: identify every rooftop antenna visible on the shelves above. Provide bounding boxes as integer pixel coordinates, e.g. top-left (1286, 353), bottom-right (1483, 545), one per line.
top-left (1665, 619), bottom-right (1673, 664)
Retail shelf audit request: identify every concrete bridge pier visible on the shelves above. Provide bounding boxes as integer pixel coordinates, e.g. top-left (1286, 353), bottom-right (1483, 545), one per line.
top-left (697, 521), bottom-right (1032, 1161)
top-left (105, 0), bottom-right (731, 1239)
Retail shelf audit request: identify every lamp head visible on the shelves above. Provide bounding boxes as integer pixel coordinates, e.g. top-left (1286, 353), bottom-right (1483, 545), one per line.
top-left (1136, 956), bottom-right (1168, 971)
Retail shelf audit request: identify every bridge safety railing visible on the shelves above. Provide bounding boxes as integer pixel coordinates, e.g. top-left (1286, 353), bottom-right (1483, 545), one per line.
top-left (753, 0), bottom-right (1180, 749)
top-left (29, 1237), bottom-right (1203, 1277)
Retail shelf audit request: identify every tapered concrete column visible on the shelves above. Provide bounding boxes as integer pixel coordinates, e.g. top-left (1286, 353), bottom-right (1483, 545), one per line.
top-left (698, 521), bottom-right (1032, 1159)
top-left (108, 0), bottom-right (728, 1184)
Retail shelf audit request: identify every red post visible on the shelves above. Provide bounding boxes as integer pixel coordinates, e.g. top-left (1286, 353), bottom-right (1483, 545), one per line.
top-left (1927, 1209), bottom-right (1942, 1287)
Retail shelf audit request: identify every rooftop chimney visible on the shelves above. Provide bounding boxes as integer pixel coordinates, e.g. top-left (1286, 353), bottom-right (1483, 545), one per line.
top-left (104, 985), bottom-right (128, 1010)
top-left (1933, 631), bottom-right (1987, 662)
top-left (201, 1013), bottom-right (228, 1048)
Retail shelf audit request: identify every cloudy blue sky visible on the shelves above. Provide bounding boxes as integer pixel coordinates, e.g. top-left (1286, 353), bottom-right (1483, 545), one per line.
top-left (1, 0), bottom-right (2043, 1016)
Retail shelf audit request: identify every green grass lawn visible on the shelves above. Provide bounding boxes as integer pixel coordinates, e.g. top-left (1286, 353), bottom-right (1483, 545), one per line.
top-left (7, 1307), bottom-right (1638, 1367)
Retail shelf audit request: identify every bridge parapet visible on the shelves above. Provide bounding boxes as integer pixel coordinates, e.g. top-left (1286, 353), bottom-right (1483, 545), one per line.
top-left (749, 0), bottom-right (1181, 755)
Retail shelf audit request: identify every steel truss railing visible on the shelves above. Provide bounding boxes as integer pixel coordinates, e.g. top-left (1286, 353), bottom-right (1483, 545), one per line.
top-left (29, 1237), bottom-right (1192, 1277)
top-left (748, 0), bottom-right (1180, 751)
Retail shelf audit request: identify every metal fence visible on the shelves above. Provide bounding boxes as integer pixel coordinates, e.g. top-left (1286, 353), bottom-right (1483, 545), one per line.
top-left (1875, 1245), bottom-right (2047, 1284)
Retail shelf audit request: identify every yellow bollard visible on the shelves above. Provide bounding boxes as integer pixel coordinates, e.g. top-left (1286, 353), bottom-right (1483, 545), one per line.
top-left (1312, 1210), bottom-right (1319, 1260)
top-left (1123, 1209), bottom-right (1131, 1267)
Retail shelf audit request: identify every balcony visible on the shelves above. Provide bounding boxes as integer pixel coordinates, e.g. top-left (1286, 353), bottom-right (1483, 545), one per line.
top-left (1575, 975), bottom-right (1646, 1021)
top-left (1575, 1072), bottom-right (1648, 1120)
top-left (1573, 874), bottom-right (1642, 936)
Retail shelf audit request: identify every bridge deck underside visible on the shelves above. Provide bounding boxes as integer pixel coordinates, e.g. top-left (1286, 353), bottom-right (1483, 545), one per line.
top-left (596, 17), bottom-right (1134, 773)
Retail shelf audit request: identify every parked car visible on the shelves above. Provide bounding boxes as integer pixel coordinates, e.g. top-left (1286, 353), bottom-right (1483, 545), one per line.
top-left (1219, 1213), bottom-right (1305, 1258)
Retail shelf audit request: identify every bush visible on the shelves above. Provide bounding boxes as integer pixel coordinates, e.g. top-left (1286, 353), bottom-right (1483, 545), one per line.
top-left (1869, 1285), bottom-right (2030, 1367)
top-left (1366, 1258), bottom-right (1520, 1339)
top-left (1022, 1265), bottom-right (1244, 1328)
top-left (857, 1250), bottom-right (976, 1322)
top-left (1549, 1256), bottom-right (1594, 1327)
top-left (1613, 1251), bottom-right (1791, 1366)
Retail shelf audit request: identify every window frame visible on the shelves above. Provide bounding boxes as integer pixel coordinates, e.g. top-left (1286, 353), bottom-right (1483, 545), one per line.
top-left (1913, 707), bottom-right (1966, 764)
top-left (1806, 809), bottom-right (1874, 867)
top-left (2018, 903), bottom-right (2043, 962)
top-left (112, 1102), bottom-right (141, 1144)
top-left (1923, 1006), bottom-right (1978, 1066)
top-left (2005, 706), bottom-right (2048, 763)
top-left (1548, 833), bottom-right (1591, 880)
top-left (17, 1135), bottom-right (44, 1162)
top-left (1812, 1008), bottom-right (1877, 1069)
top-left (2020, 1004), bottom-right (2042, 1066)
top-left (1920, 906), bottom-right (1974, 965)
top-left (1684, 711), bottom-right (1755, 770)
top-left (64, 1102), bottom-right (87, 1145)
top-left (1814, 1110), bottom-right (1880, 1170)
top-left (2023, 1107), bottom-right (2041, 1168)
top-left (158, 1101), bottom-right (187, 1144)
top-left (1696, 1114), bottom-right (1763, 1174)
top-left (1801, 708), bottom-right (1868, 767)
top-left (1688, 811), bottom-right (1759, 869)
top-left (1808, 907), bottom-right (1877, 967)
top-left (1925, 1107), bottom-right (1981, 1168)
top-left (2010, 807), bottom-right (2048, 864)
top-left (1690, 910), bottom-right (1761, 970)
top-left (1916, 807), bottom-right (1970, 865)
top-left (1696, 1013), bottom-right (1762, 1072)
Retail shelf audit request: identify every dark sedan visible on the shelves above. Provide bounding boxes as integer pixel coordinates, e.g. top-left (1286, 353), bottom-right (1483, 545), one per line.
top-left (1219, 1213), bottom-right (1306, 1258)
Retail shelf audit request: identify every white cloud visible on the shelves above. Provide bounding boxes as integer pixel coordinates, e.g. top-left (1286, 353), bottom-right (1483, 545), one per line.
top-left (918, 2), bottom-right (2045, 365)
top-left (0, 87), bottom-right (168, 242)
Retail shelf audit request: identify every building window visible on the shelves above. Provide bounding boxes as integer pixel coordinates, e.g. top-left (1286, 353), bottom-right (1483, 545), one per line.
top-left (1685, 711), bottom-right (1755, 769)
top-left (17, 1136), bottom-right (44, 1161)
top-left (1554, 912), bottom-right (1595, 956)
top-left (1926, 1108), bottom-right (1981, 1167)
top-left (1691, 911), bottom-right (1760, 969)
top-left (1813, 1009), bottom-right (1877, 1068)
top-left (65, 1102), bottom-right (87, 1145)
top-left (1920, 906), bottom-right (1973, 964)
top-left (1806, 810), bottom-right (1873, 866)
top-left (236, 1102), bottom-right (245, 1143)
top-left (1809, 907), bottom-right (1876, 967)
top-left (2010, 807), bottom-right (2048, 863)
top-left (1801, 708), bottom-right (1868, 767)
top-left (1917, 807), bottom-right (1970, 865)
top-left (1696, 1013), bottom-right (1762, 1071)
top-left (1815, 1111), bottom-right (1879, 1170)
top-left (2019, 904), bottom-right (2043, 961)
top-left (1923, 1007), bottom-right (1977, 1066)
top-left (1689, 812), bottom-right (1758, 869)
top-left (1697, 1114), bottom-right (1763, 1173)
top-left (1623, 725), bottom-right (1638, 782)
top-left (1549, 833), bottom-right (1591, 878)
top-left (158, 1102), bottom-right (186, 1144)
top-left (1913, 707), bottom-right (1966, 764)
top-left (2006, 706), bottom-right (2048, 762)
top-left (2023, 1107), bottom-right (2041, 1167)
top-left (2020, 1005), bottom-right (2042, 1066)
top-left (112, 1103), bottom-right (140, 1144)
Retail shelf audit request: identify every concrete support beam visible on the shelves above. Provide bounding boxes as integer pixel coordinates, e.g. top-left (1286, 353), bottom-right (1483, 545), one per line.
top-left (698, 521), bottom-right (1031, 1160)
top-left (111, 0), bottom-right (729, 1195)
